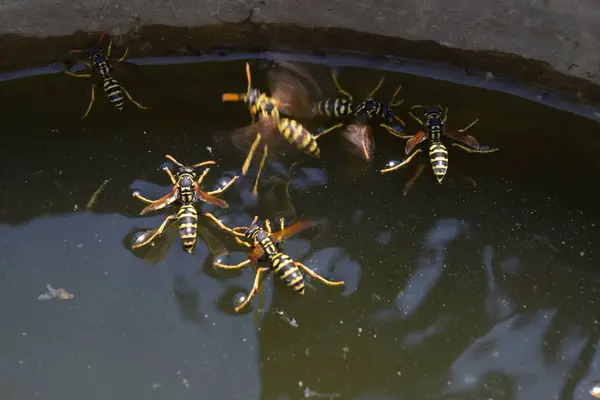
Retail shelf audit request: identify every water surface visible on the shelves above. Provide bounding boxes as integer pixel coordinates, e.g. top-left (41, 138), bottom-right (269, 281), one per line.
top-left (0, 56), bottom-right (599, 400)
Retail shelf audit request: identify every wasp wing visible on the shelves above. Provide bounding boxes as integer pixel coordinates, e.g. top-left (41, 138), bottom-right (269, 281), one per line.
top-left (139, 187), bottom-right (178, 215)
top-left (229, 117), bottom-right (288, 164)
top-left (268, 68), bottom-right (314, 119)
top-left (445, 130), bottom-right (482, 150)
top-left (271, 220), bottom-right (317, 243)
top-left (341, 121), bottom-right (375, 161)
top-left (405, 130), bottom-right (428, 155)
top-left (194, 185), bottom-right (229, 209)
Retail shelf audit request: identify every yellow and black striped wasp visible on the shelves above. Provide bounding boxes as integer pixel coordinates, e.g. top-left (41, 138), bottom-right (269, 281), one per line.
top-left (311, 70), bottom-right (405, 160)
top-left (380, 105), bottom-right (499, 186)
top-left (131, 155), bottom-right (238, 254)
top-left (221, 62), bottom-right (321, 197)
top-left (203, 214), bottom-right (344, 312)
top-left (64, 32), bottom-right (149, 119)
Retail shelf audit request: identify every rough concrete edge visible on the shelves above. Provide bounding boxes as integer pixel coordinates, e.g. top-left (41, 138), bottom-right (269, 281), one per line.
top-left (1, 22), bottom-right (599, 107)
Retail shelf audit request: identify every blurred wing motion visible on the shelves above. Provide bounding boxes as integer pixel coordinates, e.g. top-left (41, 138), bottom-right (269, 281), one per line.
top-left (341, 122), bottom-right (375, 161)
top-left (108, 59), bottom-right (142, 74)
top-left (272, 220), bottom-right (317, 242)
top-left (193, 185), bottom-right (229, 209)
top-left (405, 130), bottom-right (428, 155)
top-left (229, 117), bottom-right (286, 158)
top-left (268, 69), bottom-right (313, 119)
top-left (139, 187), bottom-right (178, 215)
top-left (445, 130), bottom-right (482, 150)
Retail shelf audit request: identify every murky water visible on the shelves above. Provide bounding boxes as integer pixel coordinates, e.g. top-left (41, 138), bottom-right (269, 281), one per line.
top-left (1, 54), bottom-right (599, 400)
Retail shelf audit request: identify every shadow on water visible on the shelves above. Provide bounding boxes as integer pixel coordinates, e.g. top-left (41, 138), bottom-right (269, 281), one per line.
top-left (0, 53), bottom-right (599, 400)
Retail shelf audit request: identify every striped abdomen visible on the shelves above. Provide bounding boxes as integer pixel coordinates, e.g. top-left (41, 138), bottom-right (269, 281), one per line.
top-left (102, 77), bottom-right (124, 111)
top-left (312, 98), bottom-right (355, 118)
top-left (278, 118), bottom-right (320, 158)
top-left (270, 253), bottom-right (304, 295)
top-left (429, 142), bottom-right (449, 183)
top-left (177, 205), bottom-right (198, 254)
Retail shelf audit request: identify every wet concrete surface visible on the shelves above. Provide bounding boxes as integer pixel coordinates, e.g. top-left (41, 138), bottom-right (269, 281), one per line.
top-left (2, 1), bottom-right (600, 106)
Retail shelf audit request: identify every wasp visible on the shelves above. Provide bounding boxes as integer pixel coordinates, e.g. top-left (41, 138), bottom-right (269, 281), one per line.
top-left (222, 62), bottom-right (320, 196)
top-left (64, 32), bottom-right (149, 119)
top-left (380, 105), bottom-right (499, 183)
top-left (203, 214), bottom-right (344, 312)
top-left (131, 155), bottom-right (238, 254)
top-left (312, 70), bottom-right (406, 161)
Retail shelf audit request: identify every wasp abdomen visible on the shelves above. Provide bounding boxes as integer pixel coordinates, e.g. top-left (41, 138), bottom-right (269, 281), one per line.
top-left (271, 253), bottom-right (305, 294)
top-left (178, 205), bottom-right (198, 253)
top-left (278, 118), bottom-right (320, 158)
top-left (429, 142), bottom-right (449, 183)
top-left (102, 77), bottom-right (124, 110)
top-left (313, 98), bottom-right (355, 118)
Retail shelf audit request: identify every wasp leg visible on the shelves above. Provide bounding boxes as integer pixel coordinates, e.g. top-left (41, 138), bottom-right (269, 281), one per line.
top-left (132, 214), bottom-right (177, 249)
top-left (242, 133), bottom-right (262, 176)
top-left (442, 106), bottom-right (449, 124)
top-left (390, 85), bottom-right (404, 107)
top-left (195, 167), bottom-right (211, 186)
top-left (133, 191), bottom-right (158, 204)
top-left (162, 166), bottom-right (178, 185)
top-left (456, 118), bottom-right (479, 132)
top-left (81, 83), bottom-right (97, 120)
top-left (117, 47), bottom-right (130, 62)
top-left (409, 105), bottom-right (426, 126)
top-left (64, 70), bottom-right (93, 78)
top-left (252, 144), bottom-right (268, 198)
top-left (207, 175), bottom-right (239, 195)
top-left (264, 219), bottom-right (272, 235)
top-left (331, 71), bottom-right (353, 100)
top-left (452, 143), bottom-right (500, 154)
top-left (203, 212), bottom-right (248, 238)
top-left (107, 37), bottom-right (114, 58)
top-left (235, 267), bottom-right (270, 312)
top-left (233, 236), bottom-right (254, 248)
top-left (379, 149), bottom-right (423, 174)
top-left (313, 123), bottom-right (344, 140)
top-left (403, 163), bottom-right (426, 196)
top-left (367, 77), bottom-right (385, 99)
top-left (295, 262), bottom-right (344, 286)
top-left (381, 124), bottom-right (412, 138)
top-left (215, 258), bottom-right (251, 270)
top-left (121, 86), bottom-right (150, 110)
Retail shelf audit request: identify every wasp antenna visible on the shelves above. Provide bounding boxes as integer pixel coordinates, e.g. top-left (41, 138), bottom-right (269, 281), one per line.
top-left (191, 160), bottom-right (216, 169)
top-left (98, 32), bottom-right (108, 44)
top-left (245, 62), bottom-right (252, 93)
top-left (165, 154), bottom-right (184, 168)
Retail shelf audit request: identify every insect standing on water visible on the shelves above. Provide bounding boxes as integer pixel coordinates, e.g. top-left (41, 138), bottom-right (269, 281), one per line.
top-left (312, 70), bottom-right (405, 160)
top-left (380, 105), bottom-right (499, 184)
top-left (132, 155), bottom-right (238, 254)
top-left (64, 32), bottom-right (149, 119)
top-left (222, 62), bottom-right (320, 197)
top-left (204, 214), bottom-right (344, 312)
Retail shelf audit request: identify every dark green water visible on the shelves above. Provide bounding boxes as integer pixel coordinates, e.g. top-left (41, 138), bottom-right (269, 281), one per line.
top-left (1, 56), bottom-right (599, 400)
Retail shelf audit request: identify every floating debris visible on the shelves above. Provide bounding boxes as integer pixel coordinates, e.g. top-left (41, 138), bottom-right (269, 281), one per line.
top-left (182, 378), bottom-right (190, 389)
top-left (272, 308), bottom-right (298, 328)
top-left (304, 386), bottom-right (340, 399)
top-left (86, 179), bottom-right (110, 209)
top-left (38, 284), bottom-right (74, 300)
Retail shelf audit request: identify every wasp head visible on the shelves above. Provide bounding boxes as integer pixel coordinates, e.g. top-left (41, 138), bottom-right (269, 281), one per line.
top-left (424, 105), bottom-right (443, 119)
